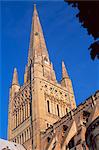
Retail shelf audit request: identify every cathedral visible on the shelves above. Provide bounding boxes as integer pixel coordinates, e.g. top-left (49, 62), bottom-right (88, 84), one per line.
top-left (4, 4), bottom-right (99, 150)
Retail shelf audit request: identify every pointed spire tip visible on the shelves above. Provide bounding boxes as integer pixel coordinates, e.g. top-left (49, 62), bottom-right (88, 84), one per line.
top-left (62, 61), bottom-right (69, 78)
top-left (12, 67), bottom-right (19, 85)
top-left (14, 67), bottom-right (17, 72)
top-left (62, 60), bottom-right (65, 65)
top-left (34, 4), bottom-right (36, 9)
top-left (34, 4), bottom-right (36, 6)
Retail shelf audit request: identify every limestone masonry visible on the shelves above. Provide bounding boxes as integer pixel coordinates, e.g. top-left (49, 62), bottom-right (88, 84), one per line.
top-left (7, 5), bottom-right (99, 150)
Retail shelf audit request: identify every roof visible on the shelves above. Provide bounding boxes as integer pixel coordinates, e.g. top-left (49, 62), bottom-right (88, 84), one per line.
top-left (0, 139), bottom-right (26, 150)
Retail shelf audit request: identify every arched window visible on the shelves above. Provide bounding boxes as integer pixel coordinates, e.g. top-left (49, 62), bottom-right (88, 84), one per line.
top-left (22, 133), bottom-right (24, 143)
top-left (47, 123), bottom-right (49, 128)
top-left (25, 131), bottom-right (26, 142)
top-left (47, 100), bottom-right (50, 113)
top-left (57, 104), bottom-right (60, 116)
top-left (20, 135), bottom-right (21, 144)
top-left (47, 137), bottom-right (51, 143)
top-left (27, 129), bottom-right (29, 140)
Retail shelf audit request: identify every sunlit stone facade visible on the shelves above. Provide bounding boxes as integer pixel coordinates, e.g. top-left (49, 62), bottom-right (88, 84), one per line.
top-left (8, 5), bottom-right (99, 150)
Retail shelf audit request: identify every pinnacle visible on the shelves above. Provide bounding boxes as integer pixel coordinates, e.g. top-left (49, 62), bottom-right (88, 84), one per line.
top-left (12, 68), bottom-right (19, 85)
top-left (33, 4), bottom-right (38, 16)
top-left (62, 61), bottom-right (69, 79)
top-left (34, 4), bottom-right (36, 7)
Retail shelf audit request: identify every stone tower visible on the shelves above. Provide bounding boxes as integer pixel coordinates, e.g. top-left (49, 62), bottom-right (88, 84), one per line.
top-left (8, 5), bottom-right (76, 150)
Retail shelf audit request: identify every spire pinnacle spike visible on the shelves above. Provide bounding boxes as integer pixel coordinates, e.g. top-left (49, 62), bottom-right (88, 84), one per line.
top-left (33, 4), bottom-right (38, 16)
top-left (62, 61), bottom-right (69, 79)
top-left (51, 62), bottom-right (56, 81)
top-left (12, 68), bottom-right (19, 85)
top-left (28, 4), bottom-right (50, 65)
top-left (34, 4), bottom-right (36, 8)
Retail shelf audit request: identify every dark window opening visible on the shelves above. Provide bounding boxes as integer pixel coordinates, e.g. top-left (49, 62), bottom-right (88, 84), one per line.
top-left (66, 108), bottom-right (68, 114)
top-left (57, 104), bottom-right (60, 117)
top-left (35, 32), bottom-right (39, 36)
top-left (22, 133), bottom-right (24, 143)
top-left (45, 85), bottom-right (47, 88)
top-left (44, 57), bottom-right (48, 62)
top-left (76, 139), bottom-right (82, 145)
top-left (20, 135), bottom-right (21, 144)
top-left (15, 138), bottom-right (16, 143)
top-left (47, 137), bottom-right (51, 143)
top-left (68, 137), bottom-right (75, 149)
top-left (47, 100), bottom-right (50, 113)
top-left (25, 131), bottom-right (26, 141)
top-left (63, 125), bottom-right (68, 132)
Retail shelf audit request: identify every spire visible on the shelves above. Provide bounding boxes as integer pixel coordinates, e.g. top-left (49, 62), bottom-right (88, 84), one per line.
top-left (12, 68), bottom-right (19, 85)
top-left (28, 4), bottom-right (49, 65)
top-left (62, 61), bottom-right (69, 79)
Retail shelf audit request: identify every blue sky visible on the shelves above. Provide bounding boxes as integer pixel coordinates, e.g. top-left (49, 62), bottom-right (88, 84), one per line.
top-left (0, 1), bottom-right (99, 139)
